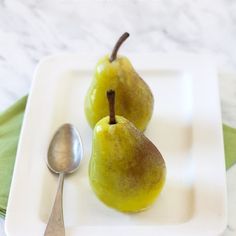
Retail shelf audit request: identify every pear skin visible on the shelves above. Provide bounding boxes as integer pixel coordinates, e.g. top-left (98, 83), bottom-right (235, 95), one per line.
top-left (89, 115), bottom-right (166, 212)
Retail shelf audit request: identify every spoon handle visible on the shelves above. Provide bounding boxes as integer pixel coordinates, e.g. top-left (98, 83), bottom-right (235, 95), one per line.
top-left (44, 173), bottom-right (65, 236)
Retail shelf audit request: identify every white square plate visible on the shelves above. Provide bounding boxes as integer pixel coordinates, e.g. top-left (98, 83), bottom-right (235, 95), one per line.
top-left (5, 53), bottom-right (227, 236)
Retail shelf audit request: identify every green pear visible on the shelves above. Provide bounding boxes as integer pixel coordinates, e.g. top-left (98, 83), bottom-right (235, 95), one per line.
top-left (84, 32), bottom-right (154, 131)
top-left (89, 90), bottom-right (166, 212)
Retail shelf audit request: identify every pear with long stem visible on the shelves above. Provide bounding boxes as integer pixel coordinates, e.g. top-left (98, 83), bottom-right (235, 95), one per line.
top-left (84, 32), bottom-right (154, 131)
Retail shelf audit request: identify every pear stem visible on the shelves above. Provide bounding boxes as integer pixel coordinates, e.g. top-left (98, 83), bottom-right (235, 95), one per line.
top-left (107, 90), bottom-right (116, 124)
top-left (109, 32), bottom-right (129, 62)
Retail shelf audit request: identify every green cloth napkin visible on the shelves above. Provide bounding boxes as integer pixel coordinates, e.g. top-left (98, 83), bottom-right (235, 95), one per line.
top-left (0, 97), bottom-right (236, 218)
top-left (223, 124), bottom-right (236, 169)
top-left (0, 96), bottom-right (27, 218)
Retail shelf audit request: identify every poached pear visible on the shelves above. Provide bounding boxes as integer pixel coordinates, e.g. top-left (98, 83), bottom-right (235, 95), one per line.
top-left (84, 32), bottom-right (154, 131)
top-left (89, 90), bottom-right (166, 212)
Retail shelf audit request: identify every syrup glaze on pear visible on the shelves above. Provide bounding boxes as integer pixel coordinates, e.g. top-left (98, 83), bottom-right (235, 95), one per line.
top-left (89, 90), bottom-right (166, 212)
top-left (84, 33), bottom-right (154, 131)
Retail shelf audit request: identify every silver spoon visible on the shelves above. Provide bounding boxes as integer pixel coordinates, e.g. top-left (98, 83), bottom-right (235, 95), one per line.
top-left (44, 123), bottom-right (83, 236)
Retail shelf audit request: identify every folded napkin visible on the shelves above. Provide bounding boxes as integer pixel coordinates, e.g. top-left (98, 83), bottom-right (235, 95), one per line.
top-left (0, 96), bottom-right (27, 217)
top-left (0, 96), bottom-right (236, 218)
top-left (223, 124), bottom-right (236, 169)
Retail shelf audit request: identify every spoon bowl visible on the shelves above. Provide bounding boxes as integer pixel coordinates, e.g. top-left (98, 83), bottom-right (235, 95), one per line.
top-left (47, 123), bottom-right (82, 174)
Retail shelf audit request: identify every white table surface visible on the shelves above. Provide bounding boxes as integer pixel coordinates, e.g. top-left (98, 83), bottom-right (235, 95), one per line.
top-left (0, 1), bottom-right (236, 235)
